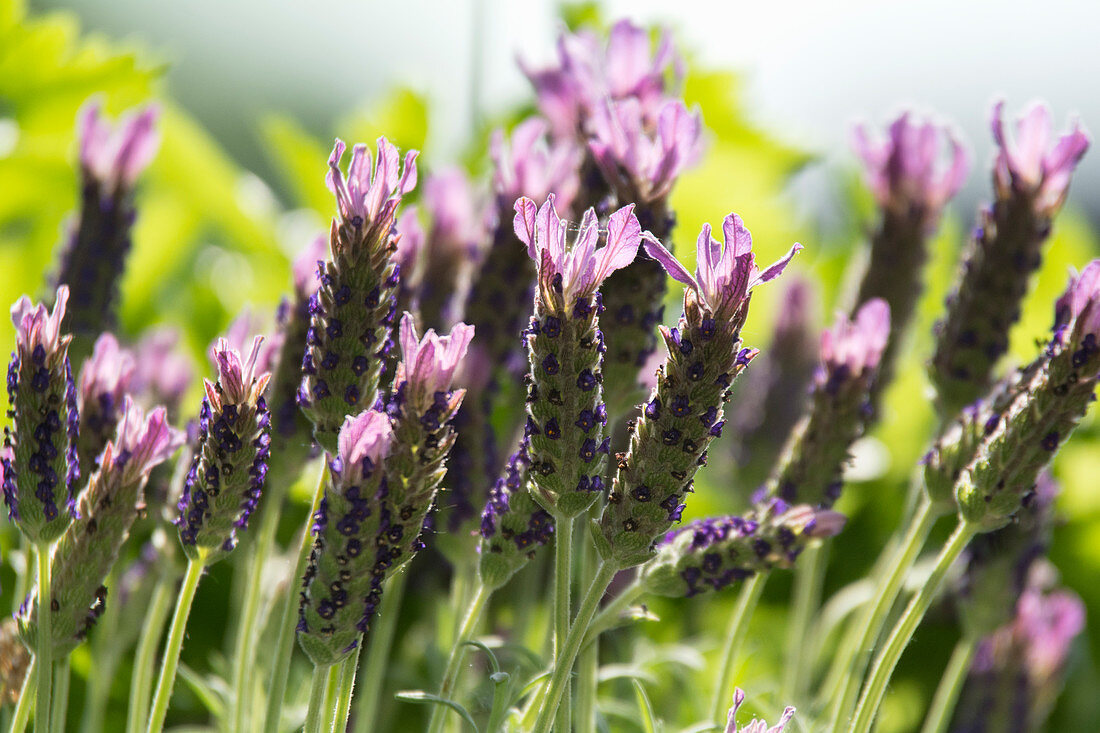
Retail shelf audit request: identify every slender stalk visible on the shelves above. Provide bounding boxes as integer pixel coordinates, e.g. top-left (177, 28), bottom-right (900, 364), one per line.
top-left (11, 536), bottom-right (30, 616)
top-left (575, 529), bottom-right (599, 733)
top-left (352, 570), bottom-right (409, 733)
top-left (850, 521), bottom-right (977, 733)
top-left (126, 580), bottom-right (174, 733)
top-left (426, 583), bottom-right (491, 733)
top-left (826, 499), bottom-right (938, 731)
top-left (145, 554), bottom-right (206, 733)
top-left (48, 660), bottom-right (68, 733)
top-left (9, 657), bottom-right (36, 733)
top-left (532, 561), bottom-right (617, 733)
top-left (920, 636), bottom-right (976, 733)
top-left (552, 515), bottom-right (574, 733)
top-left (263, 462), bottom-right (327, 733)
top-left (79, 576), bottom-right (121, 733)
top-left (231, 477), bottom-right (289, 733)
top-left (708, 573), bottom-right (768, 723)
top-left (330, 645), bottom-right (362, 733)
top-left (582, 579), bottom-right (645, 648)
top-left (781, 541), bottom-right (827, 704)
top-left (303, 665), bottom-right (335, 733)
top-left (34, 543), bottom-right (52, 733)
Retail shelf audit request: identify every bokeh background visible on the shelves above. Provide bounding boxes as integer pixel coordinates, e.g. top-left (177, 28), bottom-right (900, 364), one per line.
top-left (2, 0), bottom-right (1099, 729)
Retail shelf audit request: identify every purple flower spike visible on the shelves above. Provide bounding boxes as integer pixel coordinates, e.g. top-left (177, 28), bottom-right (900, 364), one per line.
top-left (514, 195), bottom-right (641, 303)
top-left (76, 333), bottom-right (137, 478)
top-left (209, 336), bottom-right (271, 408)
top-left (491, 118), bottom-right (581, 213)
top-left (396, 312), bottom-right (475, 405)
top-left (1054, 259), bottom-right (1100, 342)
top-left (820, 299), bottom-right (891, 380)
top-left (644, 214), bottom-right (802, 318)
top-left (218, 310), bottom-right (280, 385)
top-left (852, 112), bottom-right (968, 223)
top-left (588, 98), bottom-right (704, 204)
top-left (424, 168), bottom-right (483, 255)
top-left (520, 19), bottom-right (681, 139)
top-left (78, 99), bottom-right (160, 193)
top-left (725, 688), bottom-right (795, 733)
top-left (130, 327), bottom-right (193, 415)
top-left (326, 137), bottom-right (417, 229)
top-left (991, 101), bottom-right (1090, 215)
top-left (11, 286), bottom-right (69, 358)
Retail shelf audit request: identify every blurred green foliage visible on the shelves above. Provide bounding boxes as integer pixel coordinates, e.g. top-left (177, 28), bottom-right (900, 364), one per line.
top-left (1, 0), bottom-right (1099, 729)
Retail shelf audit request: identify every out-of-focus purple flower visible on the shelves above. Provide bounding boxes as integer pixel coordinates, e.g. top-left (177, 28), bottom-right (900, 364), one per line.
top-left (393, 208), bottom-right (425, 282)
top-left (395, 312), bottom-right (474, 405)
top-left (725, 688), bottom-right (795, 733)
top-left (292, 233), bottom-right (329, 299)
top-left (588, 98), bottom-right (703, 204)
top-left (104, 397), bottom-right (184, 487)
top-left (852, 112), bottom-right (968, 223)
top-left (520, 19), bottom-right (681, 139)
top-left (1015, 585), bottom-right (1085, 681)
top-left (819, 299), bottom-right (891, 385)
top-left (991, 101), bottom-right (1090, 215)
top-left (513, 194), bottom-right (641, 302)
top-left (129, 327), bottom-right (193, 416)
top-left (78, 100), bottom-right (160, 193)
top-left (76, 332), bottom-right (137, 477)
top-left (643, 214), bottom-right (802, 318)
top-left (491, 118), bottom-right (581, 214)
top-left (425, 168), bottom-right (483, 255)
top-left (326, 137), bottom-right (418, 239)
top-left (333, 409), bottom-right (394, 487)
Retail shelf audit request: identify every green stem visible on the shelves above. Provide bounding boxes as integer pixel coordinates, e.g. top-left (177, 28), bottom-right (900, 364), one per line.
top-left (352, 570), bottom-right (409, 733)
top-left (34, 543), bottom-right (52, 733)
top-left (126, 580), bottom-right (174, 733)
top-left (532, 561), bottom-right (617, 733)
top-left (330, 645), bottom-right (362, 733)
top-left (9, 657), bottom-right (36, 733)
top-left (231, 477), bottom-right (289, 733)
top-left (552, 515), bottom-right (573, 733)
top-left (582, 579), bottom-right (645, 648)
top-left (708, 573), bottom-right (768, 723)
top-left (850, 521), bottom-right (977, 733)
top-left (426, 583), bottom-right (491, 733)
top-left (48, 660), bottom-right (68, 733)
top-left (263, 462), bottom-right (328, 733)
top-left (826, 498), bottom-right (938, 732)
top-left (919, 636), bottom-right (976, 733)
top-left (575, 526), bottom-right (599, 733)
top-left (145, 554), bottom-right (206, 733)
top-left (11, 536), bottom-right (30, 617)
top-left (781, 541), bottom-right (827, 704)
top-left (303, 664), bottom-right (335, 733)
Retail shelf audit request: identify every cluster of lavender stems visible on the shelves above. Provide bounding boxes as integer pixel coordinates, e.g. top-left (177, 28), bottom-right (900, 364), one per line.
top-left (2, 16), bottom-right (1098, 733)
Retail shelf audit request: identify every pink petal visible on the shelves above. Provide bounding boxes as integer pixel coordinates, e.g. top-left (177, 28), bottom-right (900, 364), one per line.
top-left (642, 231), bottom-right (694, 287)
top-left (513, 197), bottom-right (539, 258)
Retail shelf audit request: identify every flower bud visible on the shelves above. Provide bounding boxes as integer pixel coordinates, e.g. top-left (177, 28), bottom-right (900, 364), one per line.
top-left (4, 286), bottom-right (79, 544)
top-left (931, 102), bottom-right (1089, 416)
top-left (598, 218), bottom-right (800, 568)
top-left (724, 688), bottom-right (795, 733)
top-left (513, 195), bottom-right (640, 517)
top-left (299, 138), bottom-right (417, 450)
top-left (175, 337), bottom-right (271, 561)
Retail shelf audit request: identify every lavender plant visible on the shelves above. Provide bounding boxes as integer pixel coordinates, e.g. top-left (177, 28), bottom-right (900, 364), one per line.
top-left (3, 11), bottom-right (1100, 733)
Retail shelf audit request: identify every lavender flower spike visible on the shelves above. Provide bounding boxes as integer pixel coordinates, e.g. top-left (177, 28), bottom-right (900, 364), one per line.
top-left (380, 314), bottom-right (473, 567)
top-left (725, 689), bottom-right (795, 733)
top-left (298, 410), bottom-right (394, 665)
top-left (56, 101), bottom-right (159, 361)
top-left (931, 102), bottom-right (1090, 416)
top-left (4, 286), bottom-right (79, 544)
top-left (598, 219), bottom-right (800, 568)
top-left (955, 260), bottom-right (1100, 530)
top-left (20, 398), bottom-right (183, 655)
top-left (300, 137), bottom-right (418, 450)
top-left (176, 337), bottom-right (271, 561)
top-left (768, 299), bottom-right (891, 508)
top-left (75, 332), bottom-right (136, 480)
top-left (514, 195), bottom-right (641, 517)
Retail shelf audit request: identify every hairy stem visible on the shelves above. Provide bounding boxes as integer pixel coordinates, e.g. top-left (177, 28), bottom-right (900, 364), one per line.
top-left (34, 543), bottom-right (52, 733)
top-left (920, 636), bottom-right (977, 733)
top-left (709, 573), bottom-right (768, 723)
top-left (126, 581), bottom-right (173, 733)
top-left (146, 554), bottom-right (206, 733)
top-left (553, 515), bottom-right (574, 733)
top-left (781, 541), bottom-right (827, 704)
top-left (426, 583), bottom-right (490, 733)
